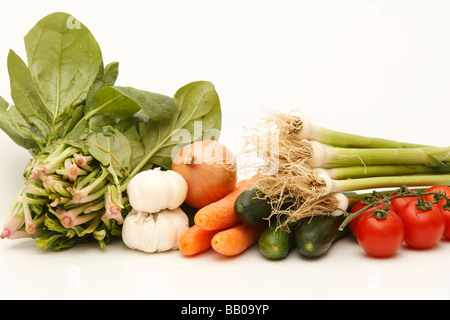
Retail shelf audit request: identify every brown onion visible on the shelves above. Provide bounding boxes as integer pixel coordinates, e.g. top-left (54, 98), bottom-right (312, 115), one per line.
top-left (171, 140), bottom-right (237, 209)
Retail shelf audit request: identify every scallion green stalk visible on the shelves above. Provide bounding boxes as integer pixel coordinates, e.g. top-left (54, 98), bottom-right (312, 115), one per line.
top-left (307, 141), bottom-right (450, 168)
top-left (269, 113), bottom-right (429, 148)
top-left (323, 164), bottom-right (450, 180)
top-left (300, 119), bottom-right (428, 148)
top-left (317, 171), bottom-right (450, 195)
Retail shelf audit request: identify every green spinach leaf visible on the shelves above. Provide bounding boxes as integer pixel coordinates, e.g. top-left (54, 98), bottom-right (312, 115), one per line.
top-left (7, 49), bottom-right (52, 141)
top-left (130, 80), bottom-right (221, 176)
top-left (0, 96), bottom-right (41, 151)
top-left (103, 62), bottom-right (119, 86)
top-left (23, 12), bottom-right (103, 140)
top-left (87, 86), bottom-right (176, 121)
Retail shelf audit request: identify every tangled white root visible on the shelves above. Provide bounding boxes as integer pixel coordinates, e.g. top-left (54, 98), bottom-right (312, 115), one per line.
top-left (240, 111), bottom-right (337, 227)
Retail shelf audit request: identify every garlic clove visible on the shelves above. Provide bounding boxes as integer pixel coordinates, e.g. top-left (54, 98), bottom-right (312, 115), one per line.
top-left (153, 212), bottom-right (175, 252)
top-left (154, 207), bottom-right (189, 251)
top-left (127, 172), bottom-right (150, 212)
top-left (166, 171), bottom-right (188, 210)
top-left (156, 172), bottom-right (171, 213)
top-left (122, 210), bottom-right (142, 250)
top-left (141, 212), bottom-right (158, 253)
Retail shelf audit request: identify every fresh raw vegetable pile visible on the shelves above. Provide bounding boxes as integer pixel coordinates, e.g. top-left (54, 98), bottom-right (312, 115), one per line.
top-left (167, 138), bottom-right (450, 259)
top-left (0, 12), bottom-right (221, 250)
top-left (2, 13), bottom-right (450, 260)
top-left (229, 113), bottom-right (450, 259)
top-left (172, 112), bottom-right (450, 259)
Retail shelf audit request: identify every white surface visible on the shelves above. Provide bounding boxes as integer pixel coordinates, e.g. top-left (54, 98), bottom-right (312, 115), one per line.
top-left (3, 235), bottom-right (450, 300)
top-left (0, 0), bottom-right (450, 300)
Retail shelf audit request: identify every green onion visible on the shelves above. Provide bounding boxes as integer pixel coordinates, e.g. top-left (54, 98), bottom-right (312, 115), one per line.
top-left (245, 112), bottom-right (450, 225)
top-left (307, 141), bottom-right (450, 168)
top-left (323, 164), bottom-right (450, 180)
top-left (316, 170), bottom-right (450, 195)
top-left (265, 112), bottom-right (430, 149)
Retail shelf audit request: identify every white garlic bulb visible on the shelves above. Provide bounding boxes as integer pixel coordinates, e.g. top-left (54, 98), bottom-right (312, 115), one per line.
top-left (122, 207), bottom-right (189, 253)
top-left (126, 167), bottom-right (188, 213)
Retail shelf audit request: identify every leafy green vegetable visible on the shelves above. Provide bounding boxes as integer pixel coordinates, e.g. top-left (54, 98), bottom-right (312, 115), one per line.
top-left (0, 12), bottom-right (222, 250)
top-left (0, 96), bottom-right (40, 151)
top-left (86, 126), bottom-right (132, 180)
top-left (89, 86), bottom-right (177, 122)
top-left (8, 49), bottom-right (53, 142)
top-left (24, 12), bottom-right (103, 125)
top-left (130, 81), bottom-right (222, 176)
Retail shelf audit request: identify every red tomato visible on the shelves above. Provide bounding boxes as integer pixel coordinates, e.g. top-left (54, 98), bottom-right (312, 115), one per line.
top-left (423, 185), bottom-right (450, 209)
top-left (350, 209), bottom-right (372, 235)
top-left (389, 191), bottom-right (416, 213)
top-left (349, 199), bottom-right (385, 234)
top-left (355, 208), bottom-right (404, 258)
top-left (443, 212), bottom-right (450, 239)
top-left (423, 185), bottom-right (450, 239)
top-left (398, 200), bottom-right (445, 249)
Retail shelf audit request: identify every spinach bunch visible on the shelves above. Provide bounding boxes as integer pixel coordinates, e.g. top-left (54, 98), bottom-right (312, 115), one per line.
top-left (0, 12), bottom-right (221, 250)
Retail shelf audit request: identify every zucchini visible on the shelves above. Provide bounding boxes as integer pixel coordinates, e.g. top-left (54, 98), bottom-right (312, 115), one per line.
top-left (294, 215), bottom-right (350, 258)
top-left (234, 188), bottom-right (272, 224)
top-left (259, 220), bottom-right (297, 260)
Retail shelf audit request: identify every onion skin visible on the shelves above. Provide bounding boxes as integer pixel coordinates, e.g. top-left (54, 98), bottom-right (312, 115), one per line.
top-left (172, 140), bottom-right (237, 209)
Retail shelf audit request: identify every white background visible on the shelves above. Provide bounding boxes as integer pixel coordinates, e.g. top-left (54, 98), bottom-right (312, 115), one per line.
top-left (0, 0), bottom-right (449, 300)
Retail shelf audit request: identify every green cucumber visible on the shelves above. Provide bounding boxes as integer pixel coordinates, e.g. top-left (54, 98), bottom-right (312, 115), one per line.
top-left (234, 188), bottom-right (272, 224)
top-left (294, 215), bottom-right (350, 258)
top-left (259, 221), bottom-right (297, 260)
top-left (180, 202), bottom-right (197, 227)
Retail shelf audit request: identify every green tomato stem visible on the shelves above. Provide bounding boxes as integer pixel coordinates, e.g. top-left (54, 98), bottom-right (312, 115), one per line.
top-left (339, 189), bottom-right (450, 231)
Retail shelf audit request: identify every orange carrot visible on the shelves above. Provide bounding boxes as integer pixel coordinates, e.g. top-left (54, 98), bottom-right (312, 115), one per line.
top-left (211, 223), bottom-right (266, 256)
top-left (194, 177), bottom-right (256, 230)
top-left (178, 224), bottom-right (219, 256)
